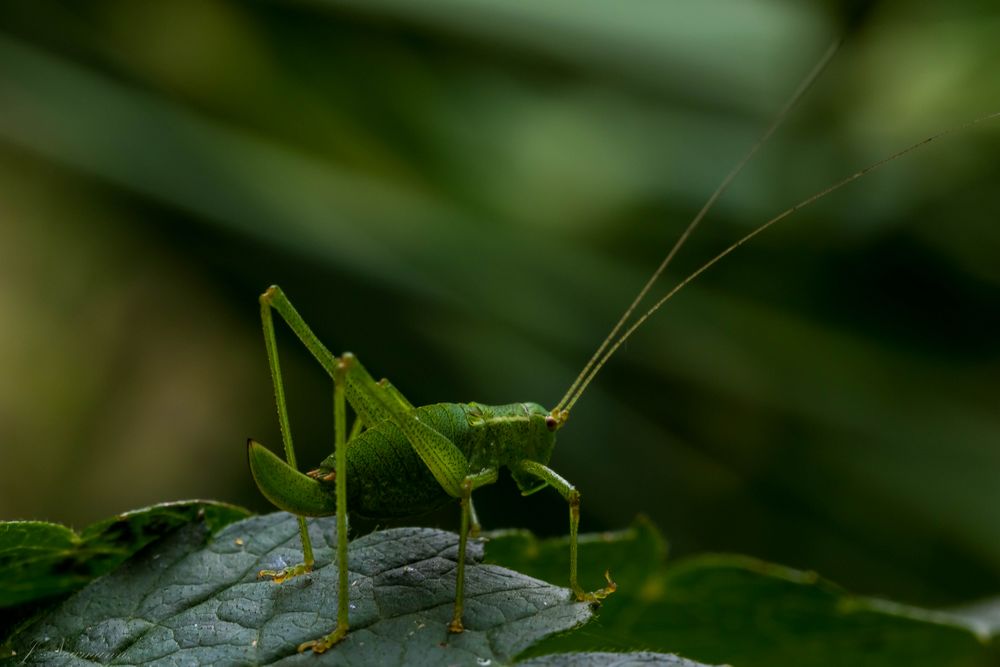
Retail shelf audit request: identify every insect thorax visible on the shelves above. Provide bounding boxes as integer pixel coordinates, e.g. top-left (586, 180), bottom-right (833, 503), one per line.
top-left (462, 401), bottom-right (556, 488)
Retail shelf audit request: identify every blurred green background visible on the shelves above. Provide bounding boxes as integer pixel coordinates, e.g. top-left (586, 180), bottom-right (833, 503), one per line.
top-left (1, 0), bottom-right (998, 613)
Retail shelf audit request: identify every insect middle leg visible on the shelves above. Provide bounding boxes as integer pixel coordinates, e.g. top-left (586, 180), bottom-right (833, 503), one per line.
top-left (449, 468), bottom-right (499, 633)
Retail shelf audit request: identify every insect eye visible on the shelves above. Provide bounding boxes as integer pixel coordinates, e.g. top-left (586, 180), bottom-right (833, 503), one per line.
top-left (544, 415), bottom-right (558, 431)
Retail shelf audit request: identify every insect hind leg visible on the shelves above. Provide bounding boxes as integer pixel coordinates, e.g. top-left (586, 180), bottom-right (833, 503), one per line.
top-left (256, 285), bottom-right (331, 582)
top-left (298, 360), bottom-right (352, 653)
top-left (254, 286), bottom-right (365, 651)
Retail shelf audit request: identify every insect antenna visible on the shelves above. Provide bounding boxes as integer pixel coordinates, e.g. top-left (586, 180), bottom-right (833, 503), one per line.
top-left (560, 109), bottom-right (1000, 416)
top-left (552, 39), bottom-right (842, 422)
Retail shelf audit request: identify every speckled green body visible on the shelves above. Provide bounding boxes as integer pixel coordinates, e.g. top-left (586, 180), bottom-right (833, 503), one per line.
top-left (252, 286), bottom-right (614, 646)
top-left (315, 401), bottom-right (556, 518)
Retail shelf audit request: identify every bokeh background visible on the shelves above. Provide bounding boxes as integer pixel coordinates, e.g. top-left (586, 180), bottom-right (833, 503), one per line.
top-left (1, 0), bottom-right (999, 613)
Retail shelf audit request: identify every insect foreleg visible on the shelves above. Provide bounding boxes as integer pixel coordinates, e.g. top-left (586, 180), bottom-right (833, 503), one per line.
top-left (514, 460), bottom-right (616, 602)
top-left (449, 468), bottom-right (500, 634)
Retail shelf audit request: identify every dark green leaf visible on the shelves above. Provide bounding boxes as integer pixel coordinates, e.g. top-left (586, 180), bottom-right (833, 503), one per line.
top-left (950, 596), bottom-right (1000, 639)
top-left (0, 500), bottom-right (250, 610)
top-left (490, 519), bottom-right (999, 667)
top-left (518, 652), bottom-right (714, 666)
top-left (4, 512), bottom-right (595, 665)
top-left (484, 515), bottom-right (666, 600)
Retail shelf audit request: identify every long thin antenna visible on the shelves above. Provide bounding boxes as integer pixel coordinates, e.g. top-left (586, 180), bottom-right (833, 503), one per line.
top-left (561, 110), bottom-right (1000, 415)
top-left (553, 40), bottom-right (841, 415)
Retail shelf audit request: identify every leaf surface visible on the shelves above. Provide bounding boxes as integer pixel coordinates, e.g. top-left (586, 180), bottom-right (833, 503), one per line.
top-left (4, 512), bottom-right (598, 666)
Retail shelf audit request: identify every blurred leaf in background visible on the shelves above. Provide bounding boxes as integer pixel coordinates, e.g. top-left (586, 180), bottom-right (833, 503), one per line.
top-left (0, 0), bottom-right (998, 621)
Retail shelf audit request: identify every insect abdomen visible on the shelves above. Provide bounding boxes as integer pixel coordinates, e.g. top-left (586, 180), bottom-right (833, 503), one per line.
top-left (339, 403), bottom-right (474, 519)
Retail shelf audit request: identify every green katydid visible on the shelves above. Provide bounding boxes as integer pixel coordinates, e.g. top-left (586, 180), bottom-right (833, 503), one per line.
top-left (246, 38), bottom-right (999, 652)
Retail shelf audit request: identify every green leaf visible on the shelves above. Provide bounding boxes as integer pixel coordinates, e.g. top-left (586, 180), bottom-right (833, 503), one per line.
top-left (484, 515), bottom-right (667, 600)
top-left (518, 652), bottom-right (712, 667)
top-left (488, 518), bottom-right (999, 667)
top-left (950, 596), bottom-right (1000, 639)
top-left (3, 512), bottom-right (600, 665)
top-left (0, 500), bottom-right (250, 610)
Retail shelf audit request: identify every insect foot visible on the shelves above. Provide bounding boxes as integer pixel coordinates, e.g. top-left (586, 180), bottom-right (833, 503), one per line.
top-left (575, 569), bottom-right (617, 605)
top-left (298, 622), bottom-right (349, 654)
top-left (257, 562), bottom-right (312, 583)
